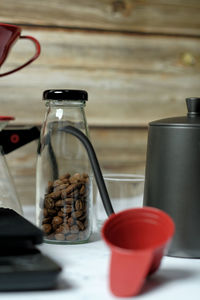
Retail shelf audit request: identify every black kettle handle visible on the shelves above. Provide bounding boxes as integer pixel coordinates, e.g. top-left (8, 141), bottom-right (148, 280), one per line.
top-left (59, 126), bottom-right (114, 217)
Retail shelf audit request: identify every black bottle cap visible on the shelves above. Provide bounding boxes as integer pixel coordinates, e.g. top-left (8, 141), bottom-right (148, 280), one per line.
top-left (43, 89), bottom-right (88, 101)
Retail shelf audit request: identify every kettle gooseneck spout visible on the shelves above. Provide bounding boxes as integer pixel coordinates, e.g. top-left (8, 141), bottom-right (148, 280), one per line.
top-left (59, 125), bottom-right (115, 217)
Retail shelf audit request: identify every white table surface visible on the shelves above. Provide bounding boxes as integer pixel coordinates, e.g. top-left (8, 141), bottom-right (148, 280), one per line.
top-left (1, 206), bottom-right (200, 300)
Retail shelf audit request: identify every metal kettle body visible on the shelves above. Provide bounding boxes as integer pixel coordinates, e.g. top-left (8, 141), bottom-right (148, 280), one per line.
top-left (143, 98), bottom-right (200, 258)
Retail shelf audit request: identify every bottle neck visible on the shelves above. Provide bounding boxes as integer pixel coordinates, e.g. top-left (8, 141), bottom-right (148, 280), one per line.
top-left (45, 100), bottom-right (86, 108)
top-left (44, 100), bottom-right (89, 136)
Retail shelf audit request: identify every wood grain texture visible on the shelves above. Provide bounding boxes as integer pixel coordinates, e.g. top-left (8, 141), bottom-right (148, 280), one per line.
top-left (1, 0), bottom-right (200, 206)
top-left (0, 0), bottom-right (200, 36)
top-left (1, 27), bottom-right (200, 126)
top-left (6, 127), bottom-right (147, 205)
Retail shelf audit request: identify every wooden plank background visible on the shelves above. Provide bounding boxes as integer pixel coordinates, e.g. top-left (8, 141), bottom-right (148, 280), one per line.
top-left (1, 0), bottom-right (200, 36)
top-left (0, 0), bottom-right (200, 205)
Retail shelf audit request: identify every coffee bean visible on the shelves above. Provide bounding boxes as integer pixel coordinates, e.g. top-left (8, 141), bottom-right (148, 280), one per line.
top-left (47, 233), bottom-right (55, 240)
top-left (66, 205), bottom-right (73, 213)
top-left (71, 210), bottom-right (83, 219)
top-left (84, 219), bottom-right (88, 227)
top-left (48, 190), bottom-right (61, 200)
top-left (55, 224), bottom-right (70, 234)
top-left (55, 200), bottom-right (65, 207)
top-left (69, 173), bottom-right (81, 183)
top-left (76, 220), bottom-right (85, 230)
top-left (70, 225), bottom-right (79, 234)
top-left (79, 231), bottom-right (86, 240)
top-left (58, 210), bottom-right (66, 217)
top-left (42, 217), bottom-right (52, 224)
top-left (59, 174), bottom-right (68, 181)
top-left (81, 202), bottom-right (86, 211)
top-left (55, 233), bottom-right (65, 241)
top-left (44, 197), bottom-right (54, 209)
top-left (63, 216), bottom-right (69, 223)
top-left (52, 222), bottom-right (59, 230)
top-left (54, 183), bottom-right (69, 192)
top-left (55, 225), bottom-right (63, 233)
top-left (59, 173), bottom-right (70, 180)
top-left (55, 183), bottom-right (69, 192)
top-left (82, 173), bottom-right (89, 178)
top-left (42, 223), bottom-right (52, 234)
top-left (53, 179), bottom-right (63, 187)
top-left (68, 217), bottom-right (75, 226)
top-left (75, 200), bottom-right (83, 211)
top-left (66, 234), bottom-right (78, 241)
top-left (82, 173), bottom-right (89, 183)
top-left (79, 185), bottom-right (85, 195)
top-left (47, 181), bottom-right (53, 193)
top-left (52, 216), bottom-right (63, 225)
top-left (64, 198), bottom-right (74, 204)
top-left (61, 205), bottom-right (72, 214)
top-left (68, 190), bottom-right (79, 199)
top-left (62, 178), bottom-right (70, 184)
top-left (62, 223), bottom-right (70, 233)
top-left (79, 213), bottom-right (87, 221)
top-left (43, 208), bottom-right (48, 217)
top-left (47, 208), bottom-right (57, 216)
top-left (66, 183), bottom-right (78, 194)
top-left (41, 172), bottom-right (90, 242)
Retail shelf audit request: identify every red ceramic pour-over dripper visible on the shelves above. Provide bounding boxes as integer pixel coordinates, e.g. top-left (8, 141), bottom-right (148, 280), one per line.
top-left (102, 207), bottom-right (175, 297)
top-left (0, 23), bottom-right (40, 77)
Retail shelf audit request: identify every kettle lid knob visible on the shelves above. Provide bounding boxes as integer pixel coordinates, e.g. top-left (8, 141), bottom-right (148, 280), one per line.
top-left (186, 97), bottom-right (200, 116)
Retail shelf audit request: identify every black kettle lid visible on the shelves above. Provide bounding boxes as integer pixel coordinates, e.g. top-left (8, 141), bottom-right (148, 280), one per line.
top-left (150, 97), bottom-right (200, 127)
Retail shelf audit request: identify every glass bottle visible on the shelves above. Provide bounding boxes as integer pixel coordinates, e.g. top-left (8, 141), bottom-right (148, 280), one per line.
top-left (36, 89), bottom-right (92, 244)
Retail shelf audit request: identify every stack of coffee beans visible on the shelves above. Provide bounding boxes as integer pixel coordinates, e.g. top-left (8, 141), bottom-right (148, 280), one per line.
top-left (40, 172), bottom-right (90, 242)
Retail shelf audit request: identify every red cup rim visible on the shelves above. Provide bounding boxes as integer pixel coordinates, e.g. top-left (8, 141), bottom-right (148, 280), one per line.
top-left (101, 206), bottom-right (175, 254)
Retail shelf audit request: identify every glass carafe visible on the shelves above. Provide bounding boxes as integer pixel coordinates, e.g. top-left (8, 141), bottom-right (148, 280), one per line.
top-left (0, 116), bottom-right (22, 214)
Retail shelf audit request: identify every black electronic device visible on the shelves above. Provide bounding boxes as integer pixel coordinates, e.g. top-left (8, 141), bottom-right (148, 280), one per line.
top-left (0, 208), bottom-right (62, 291)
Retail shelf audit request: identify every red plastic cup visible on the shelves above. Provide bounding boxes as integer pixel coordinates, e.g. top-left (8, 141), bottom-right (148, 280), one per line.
top-left (102, 207), bottom-right (175, 297)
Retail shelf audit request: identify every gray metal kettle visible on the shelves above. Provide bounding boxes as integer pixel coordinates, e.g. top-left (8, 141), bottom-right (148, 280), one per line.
top-left (143, 97), bottom-right (200, 258)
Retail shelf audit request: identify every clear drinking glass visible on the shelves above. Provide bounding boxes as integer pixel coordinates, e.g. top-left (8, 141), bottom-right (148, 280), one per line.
top-left (94, 173), bottom-right (145, 229)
